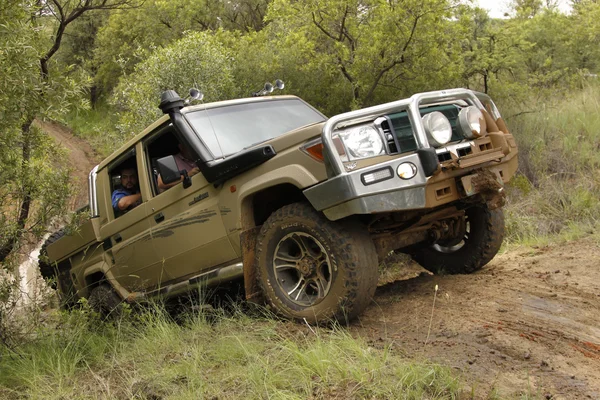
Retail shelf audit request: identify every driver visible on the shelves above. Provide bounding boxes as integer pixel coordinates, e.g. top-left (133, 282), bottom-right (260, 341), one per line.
top-left (112, 166), bottom-right (142, 215)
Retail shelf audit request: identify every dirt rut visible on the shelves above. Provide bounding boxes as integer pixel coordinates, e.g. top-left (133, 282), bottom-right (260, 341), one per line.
top-left (354, 239), bottom-right (600, 399)
top-left (38, 120), bottom-right (100, 209)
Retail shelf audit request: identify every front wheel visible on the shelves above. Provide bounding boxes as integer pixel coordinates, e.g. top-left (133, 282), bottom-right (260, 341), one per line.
top-left (256, 203), bottom-right (378, 324)
top-left (411, 205), bottom-right (504, 274)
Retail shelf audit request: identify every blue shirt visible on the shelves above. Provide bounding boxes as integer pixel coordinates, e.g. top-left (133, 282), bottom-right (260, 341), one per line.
top-left (112, 188), bottom-right (136, 211)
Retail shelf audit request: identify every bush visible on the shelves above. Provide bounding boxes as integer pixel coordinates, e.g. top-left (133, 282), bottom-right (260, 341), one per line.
top-left (112, 31), bottom-right (238, 138)
top-left (501, 83), bottom-right (600, 243)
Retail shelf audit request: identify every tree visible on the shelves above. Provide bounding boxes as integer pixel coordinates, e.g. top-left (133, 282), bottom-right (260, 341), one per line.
top-left (456, 6), bottom-right (534, 94)
top-left (569, 1), bottom-right (600, 73)
top-left (0, 1), bottom-right (70, 265)
top-left (265, 0), bottom-right (463, 112)
top-left (112, 31), bottom-right (239, 136)
top-left (94, 0), bottom-right (271, 94)
top-left (0, 0), bottom-right (140, 265)
top-left (56, 11), bottom-right (110, 106)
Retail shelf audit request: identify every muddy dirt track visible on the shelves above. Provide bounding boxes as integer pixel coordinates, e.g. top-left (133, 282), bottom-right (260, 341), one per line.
top-left (352, 240), bottom-right (600, 399)
top-left (46, 122), bottom-right (599, 399)
top-left (39, 120), bottom-right (100, 210)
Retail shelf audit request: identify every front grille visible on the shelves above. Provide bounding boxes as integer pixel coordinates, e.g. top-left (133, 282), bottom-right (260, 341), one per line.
top-left (386, 104), bottom-right (466, 155)
top-left (380, 119), bottom-right (398, 153)
top-left (438, 152), bottom-right (452, 162)
top-left (457, 147), bottom-right (472, 157)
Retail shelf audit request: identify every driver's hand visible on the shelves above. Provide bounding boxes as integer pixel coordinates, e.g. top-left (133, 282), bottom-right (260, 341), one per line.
top-left (189, 167), bottom-right (200, 177)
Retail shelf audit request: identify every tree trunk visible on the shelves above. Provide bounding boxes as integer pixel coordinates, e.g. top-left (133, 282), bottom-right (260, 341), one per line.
top-left (483, 70), bottom-right (489, 94)
top-left (0, 118), bottom-right (34, 264)
top-left (90, 85), bottom-right (99, 108)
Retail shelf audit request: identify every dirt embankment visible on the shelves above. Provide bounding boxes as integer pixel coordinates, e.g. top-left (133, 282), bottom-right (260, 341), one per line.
top-left (355, 239), bottom-right (600, 399)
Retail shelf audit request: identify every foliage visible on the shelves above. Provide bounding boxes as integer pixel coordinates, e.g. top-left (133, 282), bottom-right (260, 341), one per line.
top-left (112, 31), bottom-right (238, 136)
top-left (0, 1), bottom-right (75, 266)
top-left (503, 83), bottom-right (600, 242)
top-left (94, 0), bottom-right (271, 93)
top-left (0, 303), bottom-right (459, 399)
top-left (262, 0), bottom-right (463, 113)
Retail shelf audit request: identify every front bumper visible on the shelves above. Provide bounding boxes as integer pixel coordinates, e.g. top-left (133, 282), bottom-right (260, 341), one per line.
top-left (303, 89), bottom-right (518, 221)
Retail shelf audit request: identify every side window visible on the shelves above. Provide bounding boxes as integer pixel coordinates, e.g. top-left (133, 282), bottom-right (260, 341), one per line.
top-left (109, 150), bottom-right (141, 219)
top-left (144, 127), bottom-right (199, 196)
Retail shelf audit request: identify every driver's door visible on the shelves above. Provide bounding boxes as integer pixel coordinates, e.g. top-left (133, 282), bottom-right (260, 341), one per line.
top-left (142, 129), bottom-right (238, 283)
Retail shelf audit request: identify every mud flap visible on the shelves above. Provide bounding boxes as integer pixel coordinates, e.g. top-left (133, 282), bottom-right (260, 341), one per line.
top-left (241, 226), bottom-right (263, 303)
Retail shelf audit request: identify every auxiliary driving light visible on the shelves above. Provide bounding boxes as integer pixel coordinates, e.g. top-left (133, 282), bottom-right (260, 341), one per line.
top-left (361, 167), bottom-right (394, 186)
top-left (397, 162), bottom-right (417, 180)
top-left (422, 112), bottom-right (452, 147)
top-left (458, 106), bottom-right (486, 139)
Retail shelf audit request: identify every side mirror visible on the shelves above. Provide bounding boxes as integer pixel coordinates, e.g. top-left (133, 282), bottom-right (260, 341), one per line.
top-left (156, 155), bottom-right (191, 188)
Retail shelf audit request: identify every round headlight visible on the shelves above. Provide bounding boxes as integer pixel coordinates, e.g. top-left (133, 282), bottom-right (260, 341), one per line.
top-left (397, 162), bottom-right (417, 180)
top-left (338, 125), bottom-right (385, 160)
top-left (422, 112), bottom-right (452, 147)
top-left (458, 106), bottom-right (486, 139)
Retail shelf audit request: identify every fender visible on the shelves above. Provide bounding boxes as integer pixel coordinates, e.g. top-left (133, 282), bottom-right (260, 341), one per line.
top-left (82, 259), bottom-right (131, 301)
top-left (236, 163), bottom-right (320, 227)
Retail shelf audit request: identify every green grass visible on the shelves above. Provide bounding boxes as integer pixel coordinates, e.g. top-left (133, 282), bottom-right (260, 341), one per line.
top-left (500, 83), bottom-right (600, 245)
top-left (0, 303), bottom-right (460, 399)
top-left (61, 102), bottom-right (122, 158)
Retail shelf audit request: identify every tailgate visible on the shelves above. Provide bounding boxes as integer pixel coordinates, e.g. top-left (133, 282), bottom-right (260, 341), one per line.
top-left (47, 219), bottom-right (98, 262)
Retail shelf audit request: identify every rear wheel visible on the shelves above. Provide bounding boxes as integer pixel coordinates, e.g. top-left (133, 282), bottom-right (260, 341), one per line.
top-left (88, 284), bottom-right (123, 318)
top-left (411, 205), bottom-right (504, 274)
top-left (38, 228), bottom-right (67, 284)
top-left (256, 203), bottom-right (378, 324)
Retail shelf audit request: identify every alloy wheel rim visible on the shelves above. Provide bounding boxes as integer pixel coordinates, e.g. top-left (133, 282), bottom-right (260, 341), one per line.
top-left (433, 218), bottom-right (471, 254)
top-left (272, 232), bottom-right (332, 306)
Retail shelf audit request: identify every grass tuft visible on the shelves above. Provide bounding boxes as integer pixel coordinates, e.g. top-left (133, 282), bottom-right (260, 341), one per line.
top-left (61, 102), bottom-right (122, 158)
top-left (0, 301), bottom-right (459, 399)
top-left (501, 83), bottom-right (600, 244)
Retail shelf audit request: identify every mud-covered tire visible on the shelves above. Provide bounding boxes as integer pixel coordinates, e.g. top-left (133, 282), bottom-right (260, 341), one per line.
top-left (256, 202), bottom-right (379, 324)
top-left (88, 284), bottom-right (123, 318)
top-left (38, 228), bottom-right (67, 283)
top-left (411, 205), bottom-right (504, 274)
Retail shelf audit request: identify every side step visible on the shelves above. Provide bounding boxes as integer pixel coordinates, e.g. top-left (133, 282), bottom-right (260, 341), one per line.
top-left (127, 261), bottom-right (244, 302)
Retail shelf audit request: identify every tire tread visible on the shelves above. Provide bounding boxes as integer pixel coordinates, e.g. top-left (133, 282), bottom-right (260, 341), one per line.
top-left (255, 202), bottom-right (378, 323)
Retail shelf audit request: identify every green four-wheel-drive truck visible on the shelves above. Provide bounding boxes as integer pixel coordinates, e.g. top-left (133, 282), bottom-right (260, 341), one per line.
top-left (40, 86), bottom-right (518, 323)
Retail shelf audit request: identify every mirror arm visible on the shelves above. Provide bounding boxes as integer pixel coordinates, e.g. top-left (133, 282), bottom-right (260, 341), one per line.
top-left (181, 170), bottom-right (191, 189)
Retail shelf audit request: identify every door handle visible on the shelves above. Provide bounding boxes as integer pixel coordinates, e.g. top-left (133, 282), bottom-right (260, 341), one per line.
top-left (113, 233), bottom-right (122, 243)
top-left (154, 212), bottom-right (165, 223)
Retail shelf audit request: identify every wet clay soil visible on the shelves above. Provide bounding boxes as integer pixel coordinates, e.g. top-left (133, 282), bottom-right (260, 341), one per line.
top-left (353, 239), bottom-right (600, 399)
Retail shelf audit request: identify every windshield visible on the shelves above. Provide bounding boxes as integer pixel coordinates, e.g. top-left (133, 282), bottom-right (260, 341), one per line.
top-left (185, 98), bottom-right (325, 158)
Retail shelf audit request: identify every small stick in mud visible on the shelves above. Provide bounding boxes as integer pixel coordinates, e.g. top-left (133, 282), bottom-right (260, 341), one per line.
top-left (425, 284), bottom-right (439, 345)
